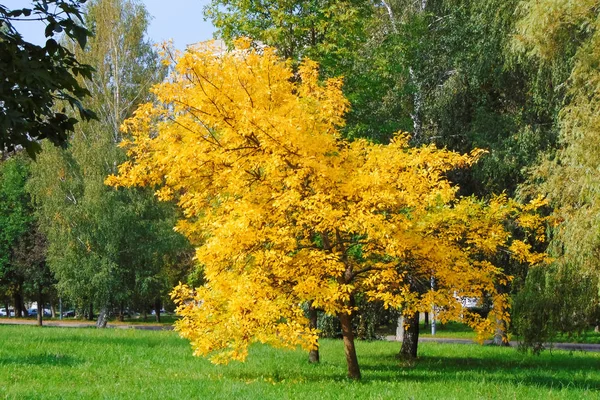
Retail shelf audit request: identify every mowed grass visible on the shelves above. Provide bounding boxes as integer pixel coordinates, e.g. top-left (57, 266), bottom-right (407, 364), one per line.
top-left (420, 322), bottom-right (600, 344)
top-left (10, 314), bottom-right (180, 326)
top-left (419, 322), bottom-right (478, 340)
top-left (0, 325), bottom-right (599, 399)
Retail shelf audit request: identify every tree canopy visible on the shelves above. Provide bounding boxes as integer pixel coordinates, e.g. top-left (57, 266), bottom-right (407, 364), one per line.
top-left (108, 40), bottom-right (547, 379)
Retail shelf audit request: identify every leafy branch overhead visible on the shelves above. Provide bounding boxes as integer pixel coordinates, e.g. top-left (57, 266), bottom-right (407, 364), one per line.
top-left (0, 0), bottom-right (96, 157)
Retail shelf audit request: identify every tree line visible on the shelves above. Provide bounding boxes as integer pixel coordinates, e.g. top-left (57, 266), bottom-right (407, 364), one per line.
top-left (0, 0), bottom-right (194, 327)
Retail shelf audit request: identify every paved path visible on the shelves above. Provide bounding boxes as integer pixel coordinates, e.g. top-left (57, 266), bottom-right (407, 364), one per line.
top-left (385, 335), bottom-right (600, 352)
top-left (0, 318), bottom-right (173, 331)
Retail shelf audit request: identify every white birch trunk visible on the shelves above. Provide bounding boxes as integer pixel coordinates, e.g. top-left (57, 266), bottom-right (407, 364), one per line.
top-left (381, 0), bottom-right (427, 143)
top-left (96, 306), bottom-right (109, 328)
top-left (396, 315), bottom-right (404, 341)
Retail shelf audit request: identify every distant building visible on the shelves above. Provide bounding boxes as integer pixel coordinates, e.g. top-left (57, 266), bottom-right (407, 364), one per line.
top-left (187, 39), bottom-right (228, 55)
top-left (187, 38), bottom-right (267, 56)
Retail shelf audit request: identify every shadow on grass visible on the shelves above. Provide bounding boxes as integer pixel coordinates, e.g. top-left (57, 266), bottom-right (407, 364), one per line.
top-left (223, 344), bottom-right (600, 392)
top-left (356, 351), bottom-right (600, 390)
top-left (0, 353), bottom-right (81, 367)
top-left (223, 364), bottom-right (351, 385)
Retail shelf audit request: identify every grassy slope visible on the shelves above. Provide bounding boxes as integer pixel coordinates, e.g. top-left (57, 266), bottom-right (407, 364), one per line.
top-left (0, 325), bottom-right (598, 399)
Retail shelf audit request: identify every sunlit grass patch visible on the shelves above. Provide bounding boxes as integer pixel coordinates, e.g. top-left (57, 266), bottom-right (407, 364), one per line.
top-left (0, 325), bottom-right (598, 399)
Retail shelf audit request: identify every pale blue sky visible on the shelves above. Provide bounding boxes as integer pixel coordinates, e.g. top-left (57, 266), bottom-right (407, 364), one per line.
top-left (4, 0), bottom-right (216, 50)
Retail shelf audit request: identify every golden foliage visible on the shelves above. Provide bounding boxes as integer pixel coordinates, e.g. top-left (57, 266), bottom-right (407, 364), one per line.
top-left (107, 40), bottom-right (547, 363)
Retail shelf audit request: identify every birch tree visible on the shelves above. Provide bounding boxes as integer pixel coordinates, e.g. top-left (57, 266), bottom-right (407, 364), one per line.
top-left (29, 0), bottom-right (184, 327)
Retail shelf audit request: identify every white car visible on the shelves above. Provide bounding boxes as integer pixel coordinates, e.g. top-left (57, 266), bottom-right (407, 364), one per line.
top-left (0, 308), bottom-right (13, 316)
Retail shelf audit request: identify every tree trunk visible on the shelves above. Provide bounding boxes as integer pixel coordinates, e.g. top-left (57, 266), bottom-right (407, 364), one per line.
top-left (118, 302), bottom-right (125, 322)
top-left (88, 302), bottom-right (94, 321)
top-left (395, 315), bottom-right (404, 342)
top-left (4, 300), bottom-right (10, 318)
top-left (424, 312), bottom-right (429, 330)
top-left (15, 281), bottom-right (25, 317)
top-left (493, 283), bottom-right (509, 346)
top-left (50, 299), bottom-right (56, 319)
top-left (96, 306), bottom-right (109, 328)
top-left (493, 316), bottom-right (510, 346)
top-left (13, 291), bottom-right (23, 318)
top-left (308, 302), bottom-right (320, 363)
top-left (338, 311), bottom-right (361, 380)
top-left (36, 287), bottom-right (43, 326)
top-left (154, 298), bottom-right (161, 323)
top-left (399, 312), bottom-right (420, 360)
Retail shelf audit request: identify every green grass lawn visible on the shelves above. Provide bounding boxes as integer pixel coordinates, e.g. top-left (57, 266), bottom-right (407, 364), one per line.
top-left (0, 325), bottom-right (598, 399)
top-left (419, 322), bottom-right (478, 340)
top-left (419, 321), bottom-right (600, 344)
top-left (5, 313), bottom-right (180, 326)
top-left (554, 330), bottom-right (600, 345)
top-left (105, 314), bottom-right (180, 325)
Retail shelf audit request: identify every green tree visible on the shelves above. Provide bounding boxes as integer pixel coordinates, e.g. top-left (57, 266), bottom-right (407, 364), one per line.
top-left (512, 0), bottom-right (600, 347)
top-left (29, 0), bottom-right (186, 327)
top-left (398, 0), bottom-right (559, 197)
top-left (0, 155), bottom-right (33, 317)
top-left (205, 0), bottom-right (371, 65)
top-left (13, 223), bottom-right (53, 326)
top-left (203, 0), bottom-right (560, 353)
top-left (0, 154), bottom-right (55, 323)
top-left (204, 0), bottom-right (413, 143)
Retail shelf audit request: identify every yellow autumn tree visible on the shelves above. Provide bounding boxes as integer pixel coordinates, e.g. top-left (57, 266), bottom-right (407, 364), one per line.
top-left (107, 39), bottom-right (547, 380)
